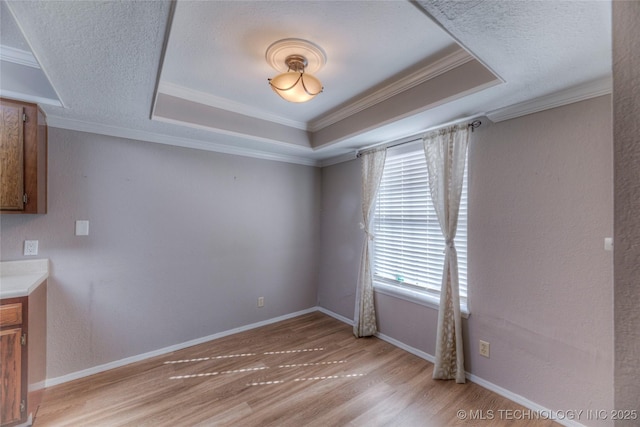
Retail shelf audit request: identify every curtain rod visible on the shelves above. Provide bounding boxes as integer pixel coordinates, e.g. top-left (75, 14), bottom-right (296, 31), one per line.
top-left (356, 119), bottom-right (482, 158)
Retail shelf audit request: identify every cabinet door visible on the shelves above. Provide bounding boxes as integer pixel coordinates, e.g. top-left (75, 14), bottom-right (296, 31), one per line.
top-left (0, 102), bottom-right (25, 210)
top-left (0, 328), bottom-right (23, 425)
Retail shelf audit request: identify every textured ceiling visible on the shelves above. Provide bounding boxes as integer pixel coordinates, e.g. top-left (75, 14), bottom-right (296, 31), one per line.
top-left (417, 0), bottom-right (612, 108)
top-left (1, 0), bottom-right (612, 165)
top-left (0, 1), bottom-right (28, 49)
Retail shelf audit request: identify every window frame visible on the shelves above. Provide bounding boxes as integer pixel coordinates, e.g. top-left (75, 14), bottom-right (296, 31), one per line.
top-left (371, 141), bottom-right (469, 315)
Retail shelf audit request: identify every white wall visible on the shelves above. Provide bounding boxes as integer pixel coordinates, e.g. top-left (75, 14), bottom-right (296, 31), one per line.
top-left (318, 95), bottom-right (614, 425)
top-left (0, 128), bottom-right (321, 379)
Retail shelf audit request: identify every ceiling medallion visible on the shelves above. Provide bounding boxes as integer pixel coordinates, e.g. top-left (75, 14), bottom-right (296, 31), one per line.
top-left (266, 38), bottom-right (327, 103)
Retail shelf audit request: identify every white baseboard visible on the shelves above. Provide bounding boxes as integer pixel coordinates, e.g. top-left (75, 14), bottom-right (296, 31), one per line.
top-left (465, 373), bottom-right (585, 427)
top-left (45, 307), bottom-right (317, 387)
top-left (44, 304), bottom-right (586, 427)
top-left (316, 306), bottom-right (353, 325)
top-left (316, 306), bottom-right (585, 427)
top-left (374, 331), bottom-right (437, 364)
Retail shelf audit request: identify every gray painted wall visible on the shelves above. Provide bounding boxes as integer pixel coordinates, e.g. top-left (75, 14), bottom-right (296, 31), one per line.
top-left (318, 160), bottom-right (362, 319)
top-left (0, 128), bottom-right (321, 379)
top-left (612, 1), bottom-right (640, 420)
top-left (0, 91), bottom-right (622, 421)
top-left (318, 95), bottom-right (614, 425)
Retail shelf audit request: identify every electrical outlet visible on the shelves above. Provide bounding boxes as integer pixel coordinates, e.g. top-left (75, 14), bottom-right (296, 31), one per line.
top-left (479, 340), bottom-right (490, 358)
top-left (24, 240), bottom-right (39, 256)
top-left (258, 297), bottom-right (264, 307)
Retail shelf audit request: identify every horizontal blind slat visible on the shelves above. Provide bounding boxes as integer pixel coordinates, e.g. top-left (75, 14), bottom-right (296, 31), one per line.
top-left (373, 147), bottom-right (468, 296)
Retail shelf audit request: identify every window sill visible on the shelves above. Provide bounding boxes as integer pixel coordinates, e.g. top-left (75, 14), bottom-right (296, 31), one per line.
top-left (373, 281), bottom-right (470, 319)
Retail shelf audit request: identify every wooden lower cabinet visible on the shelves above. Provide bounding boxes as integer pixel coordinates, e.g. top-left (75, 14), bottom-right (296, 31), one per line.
top-left (0, 282), bottom-right (46, 427)
top-left (0, 327), bottom-right (23, 425)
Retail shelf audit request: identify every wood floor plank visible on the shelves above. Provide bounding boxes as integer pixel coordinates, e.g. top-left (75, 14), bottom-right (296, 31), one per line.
top-left (34, 312), bottom-right (559, 426)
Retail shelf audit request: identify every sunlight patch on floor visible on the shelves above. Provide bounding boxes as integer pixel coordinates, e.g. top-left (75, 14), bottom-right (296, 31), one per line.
top-left (169, 366), bottom-right (268, 379)
top-left (263, 347), bottom-right (324, 355)
top-left (278, 360), bottom-right (346, 368)
top-left (165, 347), bottom-right (362, 385)
top-left (247, 373), bottom-right (366, 386)
top-left (163, 348), bottom-right (325, 364)
top-left (164, 353), bottom-right (257, 364)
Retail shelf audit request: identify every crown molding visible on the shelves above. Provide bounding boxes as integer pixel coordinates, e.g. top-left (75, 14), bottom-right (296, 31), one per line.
top-left (318, 151), bottom-right (357, 167)
top-left (308, 48), bottom-right (473, 132)
top-left (157, 81), bottom-right (308, 131)
top-left (150, 113), bottom-right (312, 152)
top-left (0, 89), bottom-right (62, 107)
top-left (46, 115), bottom-right (320, 167)
top-left (0, 40), bottom-right (65, 108)
top-left (0, 45), bottom-right (39, 68)
top-left (487, 76), bottom-right (612, 122)
top-left (154, 49), bottom-right (474, 137)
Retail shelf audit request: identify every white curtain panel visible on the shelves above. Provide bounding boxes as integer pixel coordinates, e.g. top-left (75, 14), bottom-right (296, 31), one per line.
top-left (422, 123), bottom-right (470, 383)
top-left (353, 148), bottom-right (387, 337)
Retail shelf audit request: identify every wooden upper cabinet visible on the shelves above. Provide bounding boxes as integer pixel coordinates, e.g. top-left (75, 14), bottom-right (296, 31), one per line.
top-left (0, 98), bottom-right (47, 214)
top-left (0, 103), bottom-right (24, 210)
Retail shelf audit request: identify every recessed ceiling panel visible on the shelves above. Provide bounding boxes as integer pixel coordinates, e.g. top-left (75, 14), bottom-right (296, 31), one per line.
top-left (156, 0), bottom-right (462, 129)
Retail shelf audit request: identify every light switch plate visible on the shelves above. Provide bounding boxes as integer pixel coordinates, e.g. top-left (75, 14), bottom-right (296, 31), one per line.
top-left (24, 240), bottom-right (39, 256)
top-left (604, 237), bottom-right (613, 251)
top-left (75, 220), bottom-right (90, 236)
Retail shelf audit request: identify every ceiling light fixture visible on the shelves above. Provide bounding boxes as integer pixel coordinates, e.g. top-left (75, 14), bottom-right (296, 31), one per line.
top-left (266, 38), bottom-right (326, 103)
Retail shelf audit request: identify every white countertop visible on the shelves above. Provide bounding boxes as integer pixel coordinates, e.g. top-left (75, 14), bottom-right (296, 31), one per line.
top-left (0, 259), bottom-right (49, 299)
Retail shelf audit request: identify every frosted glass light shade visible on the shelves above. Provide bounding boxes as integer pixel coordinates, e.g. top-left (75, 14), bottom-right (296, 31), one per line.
top-left (269, 72), bottom-right (323, 103)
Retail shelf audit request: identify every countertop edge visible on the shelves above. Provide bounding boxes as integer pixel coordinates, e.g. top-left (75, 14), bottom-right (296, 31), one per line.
top-left (1, 259), bottom-right (50, 299)
top-left (0, 272), bottom-right (48, 299)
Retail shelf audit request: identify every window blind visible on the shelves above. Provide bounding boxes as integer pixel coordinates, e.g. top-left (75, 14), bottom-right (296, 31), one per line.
top-left (373, 145), bottom-right (468, 301)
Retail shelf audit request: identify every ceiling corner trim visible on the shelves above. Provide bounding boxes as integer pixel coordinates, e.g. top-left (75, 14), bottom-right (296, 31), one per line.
top-left (487, 76), bottom-right (613, 122)
top-left (150, 110), bottom-right (312, 153)
top-left (3, 2), bottom-right (66, 109)
top-left (157, 81), bottom-right (308, 131)
top-left (311, 60), bottom-right (503, 151)
top-left (0, 89), bottom-right (62, 107)
top-left (308, 48), bottom-right (474, 132)
top-left (318, 151), bottom-right (358, 168)
top-left (0, 45), bottom-right (39, 68)
top-left (46, 115), bottom-right (320, 167)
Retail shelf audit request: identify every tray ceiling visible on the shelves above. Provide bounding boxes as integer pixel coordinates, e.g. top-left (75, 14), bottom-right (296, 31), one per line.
top-left (1, 0), bottom-right (611, 165)
top-left (152, 0), bottom-right (499, 153)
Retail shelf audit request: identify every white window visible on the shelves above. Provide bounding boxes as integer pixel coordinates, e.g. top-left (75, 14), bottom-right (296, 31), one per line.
top-left (372, 142), bottom-right (468, 310)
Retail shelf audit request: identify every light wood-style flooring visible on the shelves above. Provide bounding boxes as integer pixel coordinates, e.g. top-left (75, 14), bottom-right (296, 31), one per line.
top-left (35, 312), bottom-right (558, 426)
